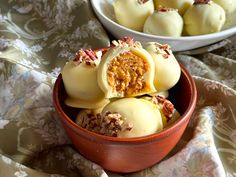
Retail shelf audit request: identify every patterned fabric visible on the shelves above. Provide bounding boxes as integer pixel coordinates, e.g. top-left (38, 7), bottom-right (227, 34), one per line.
top-left (0, 0), bottom-right (236, 177)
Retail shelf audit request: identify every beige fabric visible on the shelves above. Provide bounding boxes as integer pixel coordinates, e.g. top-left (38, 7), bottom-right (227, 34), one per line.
top-left (0, 0), bottom-right (236, 177)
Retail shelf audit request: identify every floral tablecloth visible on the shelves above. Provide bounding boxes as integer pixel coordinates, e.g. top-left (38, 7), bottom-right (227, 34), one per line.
top-left (0, 1), bottom-right (236, 177)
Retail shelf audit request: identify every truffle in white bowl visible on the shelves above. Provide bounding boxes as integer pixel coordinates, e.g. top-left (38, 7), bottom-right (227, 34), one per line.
top-left (183, 0), bottom-right (226, 36)
top-left (112, 0), bottom-right (154, 31)
top-left (143, 7), bottom-right (183, 37)
top-left (213, 0), bottom-right (236, 14)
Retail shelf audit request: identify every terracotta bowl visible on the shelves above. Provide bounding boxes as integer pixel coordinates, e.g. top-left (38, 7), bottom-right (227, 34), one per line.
top-left (53, 63), bottom-right (197, 173)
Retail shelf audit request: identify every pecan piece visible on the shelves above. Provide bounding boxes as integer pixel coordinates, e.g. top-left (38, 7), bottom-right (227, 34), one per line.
top-left (154, 43), bottom-right (171, 59)
top-left (137, 0), bottom-right (149, 4)
top-left (194, 0), bottom-right (211, 5)
top-left (73, 49), bottom-right (100, 66)
top-left (162, 100), bottom-right (175, 121)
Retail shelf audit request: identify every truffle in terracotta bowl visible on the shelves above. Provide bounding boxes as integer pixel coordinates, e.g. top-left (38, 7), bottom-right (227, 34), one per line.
top-left (53, 41), bottom-right (197, 173)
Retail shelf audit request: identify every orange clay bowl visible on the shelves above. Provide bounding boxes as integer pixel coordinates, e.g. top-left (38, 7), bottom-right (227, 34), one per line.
top-left (53, 63), bottom-right (197, 173)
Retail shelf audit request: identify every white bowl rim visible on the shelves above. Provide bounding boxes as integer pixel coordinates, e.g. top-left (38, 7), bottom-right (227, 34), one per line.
top-left (91, 0), bottom-right (236, 42)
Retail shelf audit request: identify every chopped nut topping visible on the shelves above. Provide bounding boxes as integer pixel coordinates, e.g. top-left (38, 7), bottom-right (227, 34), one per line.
top-left (77, 110), bottom-right (101, 133)
top-left (193, 0), bottom-right (211, 5)
top-left (162, 100), bottom-right (175, 121)
top-left (154, 95), bottom-right (166, 104)
top-left (77, 111), bottom-right (133, 137)
top-left (107, 51), bottom-right (150, 96)
top-left (158, 6), bottom-right (178, 12)
top-left (100, 111), bottom-right (133, 137)
top-left (154, 43), bottom-right (171, 59)
top-left (73, 49), bottom-right (101, 66)
top-left (137, 0), bottom-right (150, 4)
top-left (148, 95), bottom-right (175, 122)
top-left (111, 37), bottom-right (142, 48)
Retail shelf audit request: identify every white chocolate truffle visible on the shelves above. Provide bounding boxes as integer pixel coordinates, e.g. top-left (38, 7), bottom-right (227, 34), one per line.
top-left (102, 98), bottom-right (163, 137)
top-left (97, 40), bottom-right (156, 98)
top-left (113, 0), bottom-right (154, 31)
top-left (183, 1), bottom-right (226, 36)
top-left (144, 42), bottom-right (181, 92)
top-left (62, 49), bottom-right (109, 109)
top-left (213, 0), bottom-right (236, 13)
top-left (154, 0), bottom-right (194, 15)
top-left (143, 8), bottom-right (183, 37)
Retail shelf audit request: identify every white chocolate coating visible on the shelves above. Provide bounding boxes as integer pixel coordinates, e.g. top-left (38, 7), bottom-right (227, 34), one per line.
top-left (102, 98), bottom-right (163, 138)
top-left (143, 9), bottom-right (183, 37)
top-left (213, 0), bottom-right (236, 13)
top-left (62, 59), bottom-right (109, 109)
top-left (113, 0), bottom-right (154, 31)
top-left (154, 0), bottom-right (194, 15)
top-left (144, 42), bottom-right (181, 92)
top-left (97, 45), bottom-right (156, 98)
top-left (183, 2), bottom-right (226, 36)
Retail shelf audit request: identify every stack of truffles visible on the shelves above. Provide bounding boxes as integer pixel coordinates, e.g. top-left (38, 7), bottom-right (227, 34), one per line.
top-left (113, 0), bottom-right (236, 36)
top-left (62, 38), bottom-right (181, 138)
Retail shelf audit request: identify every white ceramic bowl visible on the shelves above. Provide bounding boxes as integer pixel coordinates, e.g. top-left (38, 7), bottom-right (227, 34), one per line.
top-left (91, 0), bottom-right (236, 52)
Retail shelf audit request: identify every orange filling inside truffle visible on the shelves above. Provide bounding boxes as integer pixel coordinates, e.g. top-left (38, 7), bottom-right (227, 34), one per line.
top-left (107, 51), bottom-right (150, 96)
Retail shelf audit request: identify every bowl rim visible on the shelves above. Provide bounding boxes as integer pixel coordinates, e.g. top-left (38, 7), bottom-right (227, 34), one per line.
top-left (53, 63), bottom-right (197, 144)
top-left (90, 0), bottom-right (236, 41)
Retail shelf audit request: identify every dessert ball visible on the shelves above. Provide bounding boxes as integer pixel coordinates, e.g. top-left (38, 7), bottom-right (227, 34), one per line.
top-left (144, 42), bottom-right (181, 92)
top-left (183, 0), bottom-right (226, 35)
top-left (154, 0), bottom-right (194, 15)
top-left (75, 98), bottom-right (163, 137)
top-left (213, 0), bottom-right (236, 13)
top-left (113, 0), bottom-right (154, 31)
top-left (101, 98), bottom-right (163, 137)
top-left (62, 49), bottom-right (109, 109)
top-left (97, 40), bottom-right (156, 98)
top-left (143, 7), bottom-right (183, 37)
